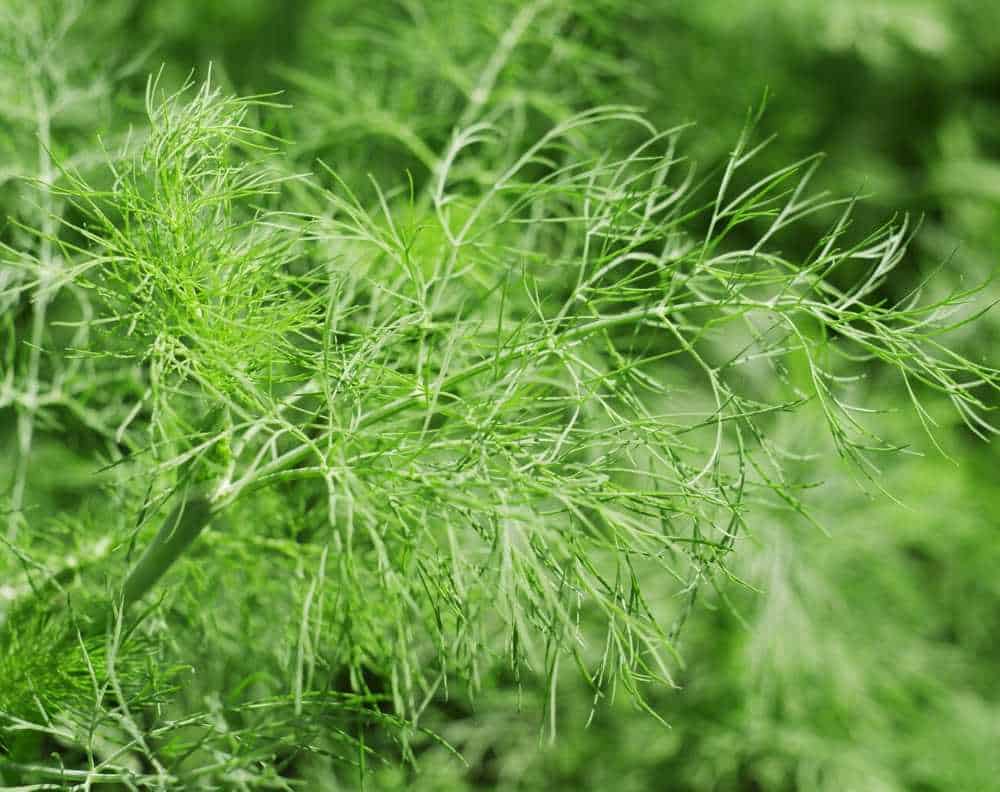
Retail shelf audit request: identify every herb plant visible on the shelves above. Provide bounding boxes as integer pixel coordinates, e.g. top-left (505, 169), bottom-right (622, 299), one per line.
top-left (1, 2), bottom-right (998, 789)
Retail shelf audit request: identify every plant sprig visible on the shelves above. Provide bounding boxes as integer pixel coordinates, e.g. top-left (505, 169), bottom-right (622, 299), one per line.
top-left (2, 68), bottom-right (997, 784)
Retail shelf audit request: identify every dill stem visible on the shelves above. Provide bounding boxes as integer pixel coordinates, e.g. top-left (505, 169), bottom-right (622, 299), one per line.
top-left (216, 304), bottom-right (667, 504)
top-left (120, 489), bottom-right (213, 607)
top-left (9, 78), bottom-right (56, 543)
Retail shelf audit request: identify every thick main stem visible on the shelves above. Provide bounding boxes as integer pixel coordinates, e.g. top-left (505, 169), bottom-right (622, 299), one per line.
top-left (120, 489), bottom-right (213, 607)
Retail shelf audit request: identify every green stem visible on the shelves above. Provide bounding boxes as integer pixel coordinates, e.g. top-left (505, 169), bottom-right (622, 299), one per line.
top-left (121, 488), bottom-right (214, 607)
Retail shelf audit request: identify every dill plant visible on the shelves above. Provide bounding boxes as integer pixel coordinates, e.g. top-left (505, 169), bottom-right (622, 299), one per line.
top-left (0, 0), bottom-right (143, 543)
top-left (1, 3), bottom-right (999, 788)
top-left (2, 69), bottom-right (997, 786)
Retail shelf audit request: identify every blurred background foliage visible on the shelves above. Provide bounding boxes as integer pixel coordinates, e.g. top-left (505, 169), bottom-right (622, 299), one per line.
top-left (2, 1), bottom-right (998, 789)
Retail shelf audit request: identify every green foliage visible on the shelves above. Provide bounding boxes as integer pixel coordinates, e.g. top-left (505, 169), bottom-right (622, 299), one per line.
top-left (2, 1), bottom-right (998, 789)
